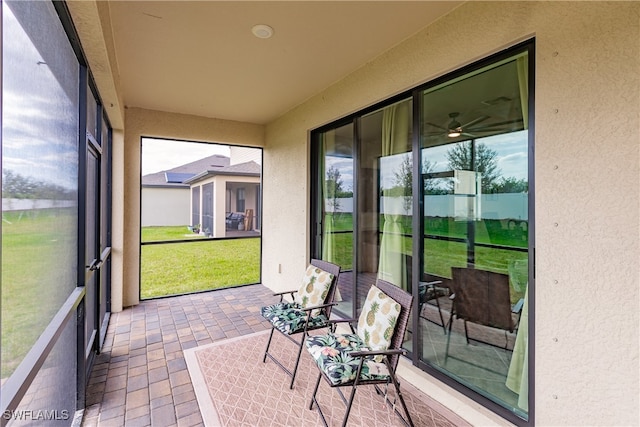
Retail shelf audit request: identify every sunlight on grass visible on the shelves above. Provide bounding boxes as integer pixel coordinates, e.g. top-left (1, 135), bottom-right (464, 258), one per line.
top-left (141, 236), bottom-right (261, 298)
top-left (141, 225), bottom-right (207, 242)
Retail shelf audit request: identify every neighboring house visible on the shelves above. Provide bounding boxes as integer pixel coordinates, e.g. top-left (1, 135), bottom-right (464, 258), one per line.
top-left (141, 153), bottom-right (261, 238)
top-left (185, 160), bottom-right (261, 237)
top-left (141, 154), bottom-right (229, 227)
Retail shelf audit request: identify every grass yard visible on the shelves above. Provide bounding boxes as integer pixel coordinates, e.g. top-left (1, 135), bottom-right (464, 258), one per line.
top-left (140, 231), bottom-right (261, 299)
top-left (323, 212), bottom-right (529, 302)
top-left (2, 209), bottom-right (78, 379)
top-left (141, 225), bottom-right (208, 242)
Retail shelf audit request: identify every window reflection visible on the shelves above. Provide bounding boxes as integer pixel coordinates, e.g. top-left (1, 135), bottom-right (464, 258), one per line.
top-left (419, 53), bottom-right (529, 418)
top-left (312, 47), bottom-right (532, 421)
top-left (321, 124), bottom-right (355, 316)
top-left (1, 0), bottom-right (79, 379)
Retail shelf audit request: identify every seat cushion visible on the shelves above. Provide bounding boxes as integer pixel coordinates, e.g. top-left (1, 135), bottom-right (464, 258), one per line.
top-left (356, 285), bottom-right (401, 360)
top-left (261, 302), bottom-right (329, 335)
top-left (305, 333), bottom-right (390, 386)
top-left (293, 265), bottom-right (334, 315)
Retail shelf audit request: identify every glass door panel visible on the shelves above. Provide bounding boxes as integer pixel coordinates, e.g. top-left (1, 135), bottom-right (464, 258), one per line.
top-left (320, 124), bottom-right (355, 317)
top-left (419, 52), bottom-right (530, 419)
top-left (357, 99), bottom-right (413, 310)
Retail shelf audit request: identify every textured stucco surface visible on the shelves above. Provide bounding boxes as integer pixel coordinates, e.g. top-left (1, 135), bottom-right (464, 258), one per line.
top-left (65, 0), bottom-right (125, 129)
top-left (262, 2), bottom-right (639, 426)
top-left (71, 0), bottom-right (639, 425)
top-left (141, 188), bottom-right (190, 227)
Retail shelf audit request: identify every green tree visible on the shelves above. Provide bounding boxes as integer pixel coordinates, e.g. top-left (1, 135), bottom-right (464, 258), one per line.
top-left (393, 154), bottom-right (413, 215)
top-left (422, 159), bottom-right (450, 195)
top-left (325, 165), bottom-right (343, 213)
top-left (490, 176), bottom-right (528, 193)
top-left (446, 141), bottom-right (500, 192)
top-left (2, 169), bottom-right (74, 199)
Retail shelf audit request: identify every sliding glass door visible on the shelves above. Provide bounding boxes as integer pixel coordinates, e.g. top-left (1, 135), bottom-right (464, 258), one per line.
top-left (311, 41), bottom-right (533, 423)
top-left (418, 52), bottom-right (530, 419)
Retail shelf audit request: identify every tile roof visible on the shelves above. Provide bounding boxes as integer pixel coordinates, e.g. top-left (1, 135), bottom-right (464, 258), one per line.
top-left (141, 154), bottom-right (230, 186)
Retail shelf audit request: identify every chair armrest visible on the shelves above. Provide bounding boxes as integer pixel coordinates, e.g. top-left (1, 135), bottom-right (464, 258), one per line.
top-left (272, 289), bottom-right (298, 302)
top-left (327, 318), bottom-right (357, 325)
top-left (420, 280), bottom-right (443, 286)
top-left (328, 318), bottom-right (358, 334)
top-left (272, 289), bottom-right (297, 296)
top-left (419, 281), bottom-right (449, 302)
top-left (350, 348), bottom-right (406, 358)
top-left (299, 302), bottom-right (339, 314)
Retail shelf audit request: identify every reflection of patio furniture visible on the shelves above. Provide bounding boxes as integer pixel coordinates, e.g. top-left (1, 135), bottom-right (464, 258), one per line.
top-left (446, 267), bottom-right (515, 351)
top-left (404, 254), bottom-right (449, 333)
top-left (260, 259), bottom-right (341, 389)
top-left (225, 212), bottom-right (245, 230)
top-left (305, 279), bottom-right (415, 427)
top-left (419, 280), bottom-right (449, 333)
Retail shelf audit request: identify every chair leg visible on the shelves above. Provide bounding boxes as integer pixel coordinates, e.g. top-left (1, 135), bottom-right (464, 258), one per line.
top-left (388, 372), bottom-right (415, 427)
top-left (445, 313), bottom-right (453, 363)
top-left (464, 320), bottom-right (470, 344)
top-left (262, 327), bottom-right (276, 363)
top-left (342, 386), bottom-right (358, 427)
top-left (310, 372), bottom-right (322, 410)
top-left (433, 296), bottom-right (446, 334)
top-left (289, 336), bottom-right (306, 389)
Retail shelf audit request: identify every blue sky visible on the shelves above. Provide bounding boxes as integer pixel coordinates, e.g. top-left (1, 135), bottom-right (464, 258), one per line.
top-left (2, 3), bottom-right (79, 191)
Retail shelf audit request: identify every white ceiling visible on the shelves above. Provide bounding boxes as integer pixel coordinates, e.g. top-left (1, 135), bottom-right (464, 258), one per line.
top-left (107, 1), bottom-right (462, 125)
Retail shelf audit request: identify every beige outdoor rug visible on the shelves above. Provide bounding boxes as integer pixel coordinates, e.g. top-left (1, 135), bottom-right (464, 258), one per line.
top-left (184, 330), bottom-right (466, 427)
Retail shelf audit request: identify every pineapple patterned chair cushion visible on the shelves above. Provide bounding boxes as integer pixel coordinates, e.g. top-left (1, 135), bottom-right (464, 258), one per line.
top-left (305, 285), bottom-right (401, 386)
top-left (293, 265), bottom-right (334, 316)
top-left (357, 285), bottom-right (401, 361)
top-left (260, 265), bottom-right (334, 335)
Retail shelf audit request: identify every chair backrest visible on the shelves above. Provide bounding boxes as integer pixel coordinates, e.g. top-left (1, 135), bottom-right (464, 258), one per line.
top-left (450, 267), bottom-right (513, 332)
top-left (373, 278), bottom-right (414, 371)
top-left (310, 258), bottom-right (341, 318)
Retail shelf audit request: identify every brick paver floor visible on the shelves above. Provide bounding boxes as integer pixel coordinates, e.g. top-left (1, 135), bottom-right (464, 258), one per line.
top-left (81, 284), bottom-right (278, 427)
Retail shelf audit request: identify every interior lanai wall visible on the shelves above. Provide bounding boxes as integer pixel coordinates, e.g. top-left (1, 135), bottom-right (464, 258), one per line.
top-left (261, 2), bottom-right (639, 426)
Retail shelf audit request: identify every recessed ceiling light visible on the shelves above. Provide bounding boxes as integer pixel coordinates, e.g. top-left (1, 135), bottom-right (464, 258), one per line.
top-left (252, 24), bottom-right (274, 39)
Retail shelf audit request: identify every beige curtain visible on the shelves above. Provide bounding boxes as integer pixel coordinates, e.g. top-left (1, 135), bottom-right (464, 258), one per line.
top-left (505, 54), bottom-right (529, 410)
top-left (517, 56), bottom-right (528, 129)
top-left (320, 131), bottom-right (343, 302)
top-left (321, 131), bottom-right (335, 263)
top-left (377, 101), bottom-right (411, 290)
top-left (506, 288), bottom-right (529, 410)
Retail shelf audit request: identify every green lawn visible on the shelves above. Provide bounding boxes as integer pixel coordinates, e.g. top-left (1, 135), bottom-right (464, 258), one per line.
top-left (323, 212), bottom-right (529, 302)
top-left (2, 209), bottom-right (77, 379)
top-left (140, 227), bottom-right (261, 298)
top-left (141, 225), bottom-right (208, 242)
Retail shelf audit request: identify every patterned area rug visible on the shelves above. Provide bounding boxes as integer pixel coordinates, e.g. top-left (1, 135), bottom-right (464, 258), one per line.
top-left (185, 330), bottom-right (465, 427)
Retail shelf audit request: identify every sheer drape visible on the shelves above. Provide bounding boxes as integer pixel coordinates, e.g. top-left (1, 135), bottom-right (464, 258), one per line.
top-left (321, 131), bottom-right (335, 263)
top-left (505, 54), bottom-right (529, 410)
top-left (377, 101), bottom-right (411, 290)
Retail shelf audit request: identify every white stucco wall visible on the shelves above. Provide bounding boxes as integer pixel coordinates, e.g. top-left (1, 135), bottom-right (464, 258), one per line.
top-left (262, 2), bottom-right (639, 426)
top-left (141, 187), bottom-right (190, 227)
